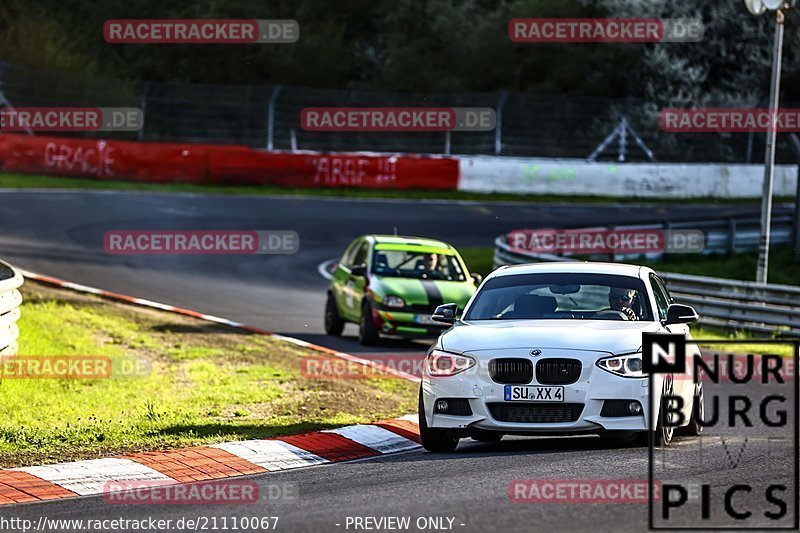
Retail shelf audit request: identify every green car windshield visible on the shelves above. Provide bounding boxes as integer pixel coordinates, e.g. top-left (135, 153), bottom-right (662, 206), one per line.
top-left (371, 247), bottom-right (466, 281)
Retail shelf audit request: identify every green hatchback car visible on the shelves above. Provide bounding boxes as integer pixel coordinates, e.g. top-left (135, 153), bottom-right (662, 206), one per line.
top-left (325, 235), bottom-right (481, 345)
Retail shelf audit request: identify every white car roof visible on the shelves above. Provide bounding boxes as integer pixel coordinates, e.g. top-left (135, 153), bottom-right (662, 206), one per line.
top-left (490, 261), bottom-right (651, 279)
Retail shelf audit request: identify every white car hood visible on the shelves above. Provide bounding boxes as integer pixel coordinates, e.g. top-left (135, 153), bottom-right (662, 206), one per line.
top-left (441, 319), bottom-right (662, 356)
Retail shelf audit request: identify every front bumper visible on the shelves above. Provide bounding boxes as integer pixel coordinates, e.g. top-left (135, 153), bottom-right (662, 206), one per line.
top-left (373, 308), bottom-right (447, 337)
top-left (422, 358), bottom-right (657, 434)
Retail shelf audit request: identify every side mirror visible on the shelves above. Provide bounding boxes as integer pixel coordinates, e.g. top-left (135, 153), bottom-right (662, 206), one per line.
top-left (431, 303), bottom-right (458, 325)
top-left (350, 264), bottom-right (368, 277)
top-left (470, 273), bottom-right (483, 285)
top-left (665, 303), bottom-right (699, 325)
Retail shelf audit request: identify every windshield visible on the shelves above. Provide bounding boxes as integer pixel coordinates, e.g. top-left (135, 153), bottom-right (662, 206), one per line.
top-left (464, 273), bottom-right (652, 321)
top-left (371, 249), bottom-right (466, 281)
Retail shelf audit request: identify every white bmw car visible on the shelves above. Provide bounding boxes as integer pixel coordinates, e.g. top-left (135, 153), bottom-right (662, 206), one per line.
top-left (419, 262), bottom-right (704, 452)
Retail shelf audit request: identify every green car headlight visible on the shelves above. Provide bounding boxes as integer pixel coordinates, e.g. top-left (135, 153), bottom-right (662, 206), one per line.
top-left (383, 295), bottom-right (406, 308)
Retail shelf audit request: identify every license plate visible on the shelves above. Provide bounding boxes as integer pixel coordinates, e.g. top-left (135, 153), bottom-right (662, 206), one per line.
top-left (414, 314), bottom-right (438, 325)
top-left (504, 385), bottom-right (564, 402)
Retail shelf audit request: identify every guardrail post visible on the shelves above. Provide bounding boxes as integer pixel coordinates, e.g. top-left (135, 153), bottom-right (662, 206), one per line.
top-left (138, 81), bottom-right (149, 142)
top-left (795, 162), bottom-right (800, 256)
top-left (265, 85), bottom-right (283, 150)
top-left (788, 135), bottom-right (800, 256)
top-left (495, 91), bottom-right (509, 155)
top-left (728, 218), bottom-right (737, 254)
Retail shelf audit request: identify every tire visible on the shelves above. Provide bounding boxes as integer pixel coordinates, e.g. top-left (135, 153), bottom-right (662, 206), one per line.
top-left (324, 292), bottom-right (345, 336)
top-left (634, 378), bottom-right (677, 447)
top-left (676, 381), bottom-right (704, 437)
top-left (358, 301), bottom-right (379, 346)
top-left (419, 388), bottom-right (459, 453)
top-left (654, 376), bottom-right (676, 447)
top-left (470, 431), bottom-right (503, 443)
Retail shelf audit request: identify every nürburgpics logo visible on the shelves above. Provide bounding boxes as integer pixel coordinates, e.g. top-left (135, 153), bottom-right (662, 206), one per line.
top-left (645, 333), bottom-right (799, 529)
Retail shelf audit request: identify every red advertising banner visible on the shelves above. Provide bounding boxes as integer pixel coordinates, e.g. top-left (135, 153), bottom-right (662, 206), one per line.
top-left (0, 134), bottom-right (459, 190)
top-left (207, 149), bottom-right (458, 189)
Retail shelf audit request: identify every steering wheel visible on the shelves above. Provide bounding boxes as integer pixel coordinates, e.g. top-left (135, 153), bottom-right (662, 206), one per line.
top-left (594, 309), bottom-right (629, 320)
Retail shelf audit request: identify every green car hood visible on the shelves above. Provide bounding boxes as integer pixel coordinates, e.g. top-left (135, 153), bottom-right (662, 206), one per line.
top-left (372, 276), bottom-right (475, 308)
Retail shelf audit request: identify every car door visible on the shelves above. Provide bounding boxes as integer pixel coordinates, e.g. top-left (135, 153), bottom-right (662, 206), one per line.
top-left (332, 238), bottom-right (361, 320)
top-left (347, 240), bottom-right (372, 318)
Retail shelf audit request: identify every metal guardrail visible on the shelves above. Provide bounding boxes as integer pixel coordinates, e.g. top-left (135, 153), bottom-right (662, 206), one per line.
top-left (493, 235), bottom-right (800, 337)
top-left (0, 260), bottom-right (23, 356)
top-left (642, 215), bottom-right (793, 256)
top-left (508, 214), bottom-right (794, 261)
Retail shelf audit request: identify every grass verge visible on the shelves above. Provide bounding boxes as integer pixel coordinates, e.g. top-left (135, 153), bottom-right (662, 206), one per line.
top-left (0, 172), bottom-right (782, 205)
top-left (0, 281), bottom-right (417, 468)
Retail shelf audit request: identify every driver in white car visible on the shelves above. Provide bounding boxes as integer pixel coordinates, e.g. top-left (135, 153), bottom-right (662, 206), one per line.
top-left (608, 287), bottom-right (640, 321)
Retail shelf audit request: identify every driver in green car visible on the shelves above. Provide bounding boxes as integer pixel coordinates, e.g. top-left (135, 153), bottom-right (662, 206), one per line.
top-left (417, 253), bottom-right (448, 279)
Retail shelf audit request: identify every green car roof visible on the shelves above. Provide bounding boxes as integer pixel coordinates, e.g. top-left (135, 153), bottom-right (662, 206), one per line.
top-left (371, 235), bottom-right (454, 250)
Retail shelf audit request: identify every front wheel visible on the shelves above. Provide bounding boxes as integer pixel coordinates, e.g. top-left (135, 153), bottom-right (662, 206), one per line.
top-left (676, 381), bottom-right (704, 437)
top-left (635, 378), bottom-right (676, 447)
top-left (654, 377), bottom-right (676, 446)
top-left (419, 388), bottom-right (459, 452)
top-left (324, 292), bottom-right (344, 336)
top-left (358, 301), bottom-right (379, 345)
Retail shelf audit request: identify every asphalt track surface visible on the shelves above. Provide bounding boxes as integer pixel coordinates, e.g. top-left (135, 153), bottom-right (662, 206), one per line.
top-left (0, 189), bottom-right (797, 532)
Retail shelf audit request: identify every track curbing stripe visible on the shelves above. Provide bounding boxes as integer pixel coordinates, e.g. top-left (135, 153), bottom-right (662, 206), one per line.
top-left (15, 458), bottom-right (175, 497)
top-left (323, 424), bottom-right (420, 454)
top-left (211, 440), bottom-right (328, 471)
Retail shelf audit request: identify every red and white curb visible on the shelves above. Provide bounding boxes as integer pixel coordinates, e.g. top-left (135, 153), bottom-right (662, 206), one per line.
top-left (0, 269), bottom-right (423, 506)
top-left (0, 416), bottom-right (421, 505)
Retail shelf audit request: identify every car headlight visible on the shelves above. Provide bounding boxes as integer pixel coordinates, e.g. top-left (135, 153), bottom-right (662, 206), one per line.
top-left (383, 295), bottom-right (406, 308)
top-left (596, 352), bottom-right (644, 378)
top-left (426, 350), bottom-right (476, 377)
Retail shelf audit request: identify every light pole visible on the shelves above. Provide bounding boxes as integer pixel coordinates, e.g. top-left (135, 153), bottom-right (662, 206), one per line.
top-left (744, 0), bottom-right (795, 284)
